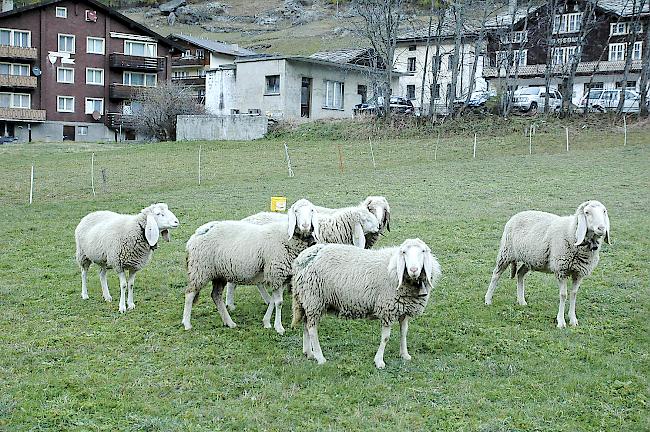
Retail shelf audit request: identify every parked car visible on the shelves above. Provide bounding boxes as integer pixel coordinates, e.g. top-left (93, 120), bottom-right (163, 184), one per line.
top-left (0, 136), bottom-right (17, 144)
top-left (513, 87), bottom-right (563, 112)
top-left (354, 96), bottom-right (416, 116)
top-left (579, 88), bottom-right (644, 113)
top-left (453, 90), bottom-right (492, 108)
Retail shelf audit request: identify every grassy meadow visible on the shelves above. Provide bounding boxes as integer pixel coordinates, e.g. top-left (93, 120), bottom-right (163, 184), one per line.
top-left (0, 121), bottom-right (648, 431)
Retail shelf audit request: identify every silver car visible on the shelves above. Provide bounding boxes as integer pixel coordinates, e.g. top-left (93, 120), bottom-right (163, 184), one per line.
top-left (579, 89), bottom-right (643, 113)
top-left (513, 87), bottom-right (563, 112)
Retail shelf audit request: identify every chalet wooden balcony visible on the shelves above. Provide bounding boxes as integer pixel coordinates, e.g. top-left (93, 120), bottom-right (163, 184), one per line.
top-left (483, 60), bottom-right (643, 78)
top-left (171, 75), bottom-right (206, 86)
top-left (0, 107), bottom-right (46, 121)
top-left (106, 112), bottom-right (135, 129)
top-left (109, 83), bottom-right (147, 100)
top-left (172, 56), bottom-right (205, 67)
top-left (109, 53), bottom-right (166, 71)
top-left (0, 45), bottom-right (38, 61)
top-left (0, 75), bottom-right (37, 89)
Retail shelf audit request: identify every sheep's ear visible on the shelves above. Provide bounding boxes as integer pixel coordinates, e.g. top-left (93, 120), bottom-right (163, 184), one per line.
top-left (574, 209), bottom-right (587, 246)
top-left (311, 212), bottom-right (320, 241)
top-left (604, 210), bottom-right (611, 245)
top-left (388, 250), bottom-right (405, 290)
top-left (423, 251), bottom-right (441, 290)
top-left (385, 210), bottom-right (391, 232)
top-left (353, 222), bottom-right (366, 248)
top-left (287, 206), bottom-right (297, 240)
top-left (145, 214), bottom-right (160, 247)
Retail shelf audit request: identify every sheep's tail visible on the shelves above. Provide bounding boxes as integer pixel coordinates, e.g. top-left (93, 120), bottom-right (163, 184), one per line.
top-left (509, 262), bottom-right (518, 279)
top-left (291, 292), bottom-right (304, 328)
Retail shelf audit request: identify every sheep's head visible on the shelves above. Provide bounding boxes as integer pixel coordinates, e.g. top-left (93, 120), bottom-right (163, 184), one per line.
top-left (363, 196), bottom-right (391, 233)
top-left (388, 238), bottom-right (441, 294)
top-left (575, 200), bottom-right (610, 249)
top-left (287, 199), bottom-right (319, 241)
top-left (350, 208), bottom-right (379, 249)
top-left (142, 203), bottom-right (180, 246)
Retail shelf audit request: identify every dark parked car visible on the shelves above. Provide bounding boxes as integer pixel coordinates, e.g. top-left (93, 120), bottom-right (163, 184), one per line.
top-left (0, 136), bottom-right (18, 144)
top-left (354, 96), bottom-right (417, 116)
top-left (453, 90), bottom-right (492, 108)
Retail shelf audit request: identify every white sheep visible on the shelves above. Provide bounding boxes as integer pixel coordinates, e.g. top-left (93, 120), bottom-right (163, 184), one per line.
top-left (291, 238), bottom-right (441, 369)
top-left (75, 203), bottom-right (179, 313)
top-left (223, 205), bottom-right (380, 311)
top-left (484, 200), bottom-right (611, 328)
top-left (182, 199), bottom-right (319, 334)
top-left (315, 195), bottom-right (391, 248)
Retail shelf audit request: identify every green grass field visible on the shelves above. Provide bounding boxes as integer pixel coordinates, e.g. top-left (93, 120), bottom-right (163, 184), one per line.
top-left (1, 124), bottom-right (648, 431)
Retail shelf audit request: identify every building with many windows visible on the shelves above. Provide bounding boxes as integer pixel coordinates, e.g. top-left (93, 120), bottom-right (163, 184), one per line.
top-left (0, 0), bottom-right (177, 142)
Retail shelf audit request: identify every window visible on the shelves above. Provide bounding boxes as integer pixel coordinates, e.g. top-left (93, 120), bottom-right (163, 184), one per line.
top-left (447, 54), bottom-right (455, 71)
top-left (433, 83), bottom-right (441, 99)
top-left (265, 75), bottom-right (280, 94)
top-left (610, 22), bottom-right (644, 35)
top-left (56, 7), bottom-right (67, 18)
top-left (408, 44), bottom-right (416, 51)
top-left (86, 68), bottom-right (104, 85)
top-left (78, 126), bottom-right (88, 136)
top-left (58, 34), bottom-right (75, 53)
top-left (554, 13), bottom-right (582, 34)
top-left (124, 40), bottom-right (157, 57)
top-left (515, 50), bottom-right (528, 66)
top-left (85, 98), bottom-right (104, 115)
top-left (633, 41), bottom-right (643, 60)
top-left (183, 49), bottom-right (192, 58)
top-left (431, 56), bottom-right (440, 71)
top-left (87, 37), bottom-right (105, 55)
top-left (196, 48), bottom-right (204, 59)
top-left (0, 29), bottom-right (31, 47)
top-left (0, 63), bottom-right (29, 76)
top-left (57, 67), bottom-right (74, 83)
top-left (552, 46), bottom-right (578, 65)
top-left (407, 57), bottom-right (416, 72)
top-left (123, 71), bottom-right (156, 87)
top-left (406, 85), bottom-right (416, 100)
top-left (57, 96), bottom-right (74, 112)
top-left (500, 30), bottom-right (528, 44)
top-left (324, 80), bottom-right (344, 109)
top-left (0, 93), bottom-right (30, 108)
top-left (608, 43), bottom-right (626, 61)
top-left (616, 80), bottom-right (636, 89)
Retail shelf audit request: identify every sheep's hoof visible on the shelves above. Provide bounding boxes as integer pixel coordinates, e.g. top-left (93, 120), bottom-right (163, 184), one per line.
top-left (81, 293), bottom-right (89, 300)
top-left (226, 303), bottom-right (236, 311)
top-left (401, 353), bottom-right (412, 361)
top-left (104, 295), bottom-right (112, 302)
top-left (316, 357), bottom-right (326, 365)
top-left (556, 320), bottom-right (566, 329)
top-left (263, 320), bottom-right (272, 329)
top-left (518, 300), bottom-right (528, 306)
top-left (225, 321), bottom-right (237, 328)
top-left (127, 302), bottom-right (135, 310)
top-left (119, 305), bottom-right (126, 313)
top-left (304, 351), bottom-right (314, 360)
top-left (182, 321), bottom-right (192, 331)
top-left (374, 359), bottom-right (386, 369)
top-left (570, 319), bottom-right (579, 327)
top-left (275, 325), bottom-right (285, 335)
top-left (484, 297), bottom-right (492, 305)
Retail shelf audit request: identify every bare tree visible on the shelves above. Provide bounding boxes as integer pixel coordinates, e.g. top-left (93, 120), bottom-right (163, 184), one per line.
top-left (617, 0), bottom-right (647, 114)
top-left (446, 2), bottom-right (466, 112)
top-left (542, 0), bottom-right (561, 114)
top-left (429, 5), bottom-right (448, 116)
top-left (132, 82), bottom-right (205, 141)
top-left (352, 0), bottom-right (405, 118)
top-left (639, 17), bottom-right (650, 116)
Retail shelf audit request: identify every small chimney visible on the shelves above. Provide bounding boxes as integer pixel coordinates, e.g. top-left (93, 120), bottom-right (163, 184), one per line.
top-left (508, 0), bottom-right (517, 16)
top-left (2, 0), bottom-right (13, 12)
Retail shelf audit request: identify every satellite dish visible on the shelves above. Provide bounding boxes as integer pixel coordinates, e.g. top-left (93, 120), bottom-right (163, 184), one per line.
top-left (92, 111), bottom-right (102, 120)
top-left (32, 67), bottom-right (41, 76)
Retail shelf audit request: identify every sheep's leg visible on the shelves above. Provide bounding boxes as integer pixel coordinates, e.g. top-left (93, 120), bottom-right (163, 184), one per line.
top-left (117, 271), bottom-right (128, 313)
top-left (556, 278), bottom-right (568, 328)
top-left (262, 297), bottom-right (274, 329)
top-left (80, 261), bottom-right (91, 300)
top-left (374, 325), bottom-right (392, 369)
top-left (99, 267), bottom-right (112, 302)
top-left (225, 282), bottom-right (236, 311)
top-left (568, 276), bottom-right (583, 327)
top-left (516, 265), bottom-right (530, 306)
top-left (485, 261), bottom-right (509, 305)
top-left (399, 317), bottom-right (411, 361)
top-left (182, 290), bottom-right (196, 330)
top-left (127, 270), bottom-right (137, 310)
top-left (302, 325), bottom-right (313, 359)
top-left (271, 288), bottom-right (285, 335)
top-left (307, 324), bottom-right (325, 365)
top-left (211, 280), bottom-right (237, 328)
top-left (257, 284), bottom-right (273, 305)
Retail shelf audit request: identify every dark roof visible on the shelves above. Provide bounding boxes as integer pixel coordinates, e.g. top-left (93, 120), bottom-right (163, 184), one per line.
top-left (397, 17), bottom-right (479, 42)
top-left (235, 54), bottom-right (410, 76)
top-left (169, 34), bottom-right (257, 57)
top-left (599, 0), bottom-right (650, 16)
top-left (0, 0), bottom-right (179, 49)
top-left (485, 4), bottom-right (545, 28)
top-left (309, 48), bottom-right (371, 63)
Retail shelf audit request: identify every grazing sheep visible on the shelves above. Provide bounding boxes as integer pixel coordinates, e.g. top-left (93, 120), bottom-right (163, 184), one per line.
top-left (224, 206), bottom-right (380, 311)
top-left (315, 195), bottom-right (391, 248)
top-left (75, 203), bottom-right (179, 313)
top-left (484, 200), bottom-right (611, 328)
top-left (291, 238), bottom-right (441, 369)
top-left (182, 199), bottom-right (319, 333)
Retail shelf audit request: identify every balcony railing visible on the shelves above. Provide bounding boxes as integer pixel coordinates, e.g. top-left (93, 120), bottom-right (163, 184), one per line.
top-left (0, 107), bottom-right (46, 121)
top-left (483, 60), bottom-right (643, 78)
top-left (0, 45), bottom-right (38, 60)
top-left (106, 112), bottom-right (135, 129)
top-left (0, 75), bottom-right (37, 88)
top-left (172, 56), bottom-right (205, 67)
top-left (171, 76), bottom-right (206, 86)
top-left (109, 83), bottom-right (148, 100)
top-left (109, 53), bottom-right (165, 71)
